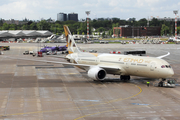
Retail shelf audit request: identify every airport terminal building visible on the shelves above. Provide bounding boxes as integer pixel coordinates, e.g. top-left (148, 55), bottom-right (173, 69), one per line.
top-left (113, 26), bottom-right (161, 37)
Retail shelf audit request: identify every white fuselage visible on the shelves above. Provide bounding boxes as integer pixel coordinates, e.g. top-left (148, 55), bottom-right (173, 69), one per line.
top-left (66, 52), bottom-right (174, 79)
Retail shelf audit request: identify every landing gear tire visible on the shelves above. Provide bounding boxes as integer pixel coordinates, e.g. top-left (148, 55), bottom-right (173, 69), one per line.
top-left (158, 78), bottom-right (166, 87)
top-left (158, 81), bottom-right (164, 87)
top-left (120, 75), bottom-right (130, 81)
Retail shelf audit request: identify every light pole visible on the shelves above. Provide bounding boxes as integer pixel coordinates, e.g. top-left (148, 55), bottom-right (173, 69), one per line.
top-left (85, 11), bottom-right (90, 39)
top-left (131, 21), bottom-right (134, 38)
top-left (173, 10), bottom-right (178, 39)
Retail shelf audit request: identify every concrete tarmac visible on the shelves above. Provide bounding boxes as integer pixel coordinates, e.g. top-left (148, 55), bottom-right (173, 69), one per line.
top-left (0, 43), bottom-right (180, 120)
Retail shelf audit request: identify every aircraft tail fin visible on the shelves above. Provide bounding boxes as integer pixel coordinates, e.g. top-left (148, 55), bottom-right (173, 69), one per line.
top-left (63, 25), bottom-right (80, 54)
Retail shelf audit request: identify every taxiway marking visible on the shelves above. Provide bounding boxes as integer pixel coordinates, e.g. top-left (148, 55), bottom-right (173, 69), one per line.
top-left (0, 84), bottom-right (142, 118)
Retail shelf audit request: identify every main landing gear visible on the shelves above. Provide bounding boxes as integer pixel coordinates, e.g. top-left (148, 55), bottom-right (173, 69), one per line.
top-left (120, 75), bottom-right (130, 81)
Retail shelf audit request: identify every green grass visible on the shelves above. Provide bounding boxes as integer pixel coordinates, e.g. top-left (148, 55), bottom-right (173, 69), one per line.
top-left (160, 38), bottom-right (168, 41)
top-left (166, 42), bottom-right (175, 44)
top-left (104, 38), bottom-right (140, 41)
top-left (103, 37), bottom-right (169, 41)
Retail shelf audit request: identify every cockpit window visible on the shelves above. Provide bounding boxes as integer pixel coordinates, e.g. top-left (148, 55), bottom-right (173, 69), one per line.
top-left (161, 65), bottom-right (171, 68)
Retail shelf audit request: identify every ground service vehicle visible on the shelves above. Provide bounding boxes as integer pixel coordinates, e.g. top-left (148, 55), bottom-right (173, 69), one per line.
top-left (0, 46), bottom-right (10, 50)
top-left (23, 51), bottom-right (29, 55)
top-left (0, 51), bottom-right (3, 55)
top-left (89, 50), bottom-right (97, 53)
top-left (100, 41), bottom-right (108, 44)
top-left (158, 79), bottom-right (176, 87)
top-left (23, 51), bottom-right (34, 55)
top-left (29, 51), bottom-right (34, 55)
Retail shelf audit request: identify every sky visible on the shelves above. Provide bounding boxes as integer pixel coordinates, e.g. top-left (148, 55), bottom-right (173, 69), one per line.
top-left (0, 0), bottom-right (180, 21)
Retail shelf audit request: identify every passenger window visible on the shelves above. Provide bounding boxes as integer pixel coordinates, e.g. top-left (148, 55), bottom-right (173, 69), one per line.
top-left (161, 65), bottom-right (171, 68)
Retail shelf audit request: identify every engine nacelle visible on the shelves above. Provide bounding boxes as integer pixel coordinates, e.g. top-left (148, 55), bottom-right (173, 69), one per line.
top-left (87, 67), bottom-right (106, 80)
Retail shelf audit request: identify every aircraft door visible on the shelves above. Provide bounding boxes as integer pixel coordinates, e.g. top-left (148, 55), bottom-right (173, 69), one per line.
top-left (125, 62), bottom-right (129, 69)
top-left (150, 62), bottom-right (156, 71)
top-left (96, 57), bottom-right (100, 64)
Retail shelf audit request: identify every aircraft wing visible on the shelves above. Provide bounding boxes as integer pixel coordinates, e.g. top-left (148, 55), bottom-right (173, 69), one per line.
top-left (5, 56), bottom-right (91, 67)
top-left (157, 52), bottom-right (170, 59)
top-left (46, 55), bottom-right (68, 59)
top-left (4, 56), bottom-right (121, 72)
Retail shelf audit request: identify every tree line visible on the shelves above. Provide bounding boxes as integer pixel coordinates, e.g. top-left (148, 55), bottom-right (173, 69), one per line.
top-left (0, 18), bottom-right (179, 36)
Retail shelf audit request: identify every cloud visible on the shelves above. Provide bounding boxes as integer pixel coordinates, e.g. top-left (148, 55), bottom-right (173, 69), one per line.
top-left (109, 0), bottom-right (119, 7)
top-left (0, 1), bottom-right (33, 19)
top-left (0, 0), bottom-right (179, 20)
top-left (0, 0), bottom-right (63, 20)
top-left (83, 3), bottom-right (97, 7)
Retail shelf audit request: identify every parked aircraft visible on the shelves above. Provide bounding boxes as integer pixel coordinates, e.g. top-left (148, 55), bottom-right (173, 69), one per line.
top-left (5, 25), bottom-right (174, 84)
top-left (62, 25), bottom-right (174, 82)
top-left (40, 45), bottom-right (67, 53)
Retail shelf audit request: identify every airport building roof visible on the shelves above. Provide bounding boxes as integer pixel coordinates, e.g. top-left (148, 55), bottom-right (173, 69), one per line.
top-left (0, 30), bottom-right (53, 38)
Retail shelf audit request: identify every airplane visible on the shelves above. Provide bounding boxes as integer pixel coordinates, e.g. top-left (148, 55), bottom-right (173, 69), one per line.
top-left (62, 25), bottom-right (174, 82)
top-left (40, 45), bottom-right (67, 53)
top-left (5, 25), bottom-right (174, 84)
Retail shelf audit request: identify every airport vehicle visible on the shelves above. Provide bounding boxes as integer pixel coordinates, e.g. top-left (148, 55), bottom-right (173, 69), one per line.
top-left (23, 51), bottom-right (30, 55)
top-left (37, 51), bottom-right (43, 57)
top-left (82, 38), bottom-right (93, 44)
top-left (23, 51), bottom-right (33, 55)
top-left (158, 79), bottom-right (176, 87)
top-left (29, 51), bottom-right (34, 55)
top-left (0, 46), bottom-right (10, 50)
top-left (32, 53), bottom-right (36, 57)
top-left (0, 51), bottom-right (3, 55)
top-left (110, 51), bottom-right (121, 54)
top-left (46, 51), bottom-right (52, 55)
top-left (40, 45), bottom-right (67, 53)
top-left (46, 51), bottom-right (57, 55)
top-left (0, 46), bottom-right (6, 55)
top-left (121, 41), bottom-right (126, 44)
top-left (100, 41), bottom-right (108, 44)
top-left (168, 36), bottom-right (180, 44)
top-left (89, 50), bottom-right (97, 53)
top-left (62, 51), bottom-right (68, 54)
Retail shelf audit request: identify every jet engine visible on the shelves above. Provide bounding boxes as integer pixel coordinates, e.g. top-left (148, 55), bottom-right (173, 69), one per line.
top-left (87, 67), bottom-right (106, 80)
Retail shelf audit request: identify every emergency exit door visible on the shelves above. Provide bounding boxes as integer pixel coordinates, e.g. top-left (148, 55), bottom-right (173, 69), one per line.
top-left (150, 62), bottom-right (156, 71)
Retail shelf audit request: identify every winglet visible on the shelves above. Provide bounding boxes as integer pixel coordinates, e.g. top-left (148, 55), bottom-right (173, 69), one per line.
top-left (157, 52), bottom-right (170, 59)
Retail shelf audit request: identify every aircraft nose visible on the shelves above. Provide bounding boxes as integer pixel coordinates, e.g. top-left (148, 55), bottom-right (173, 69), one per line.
top-left (167, 69), bottom-right (174, 77)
